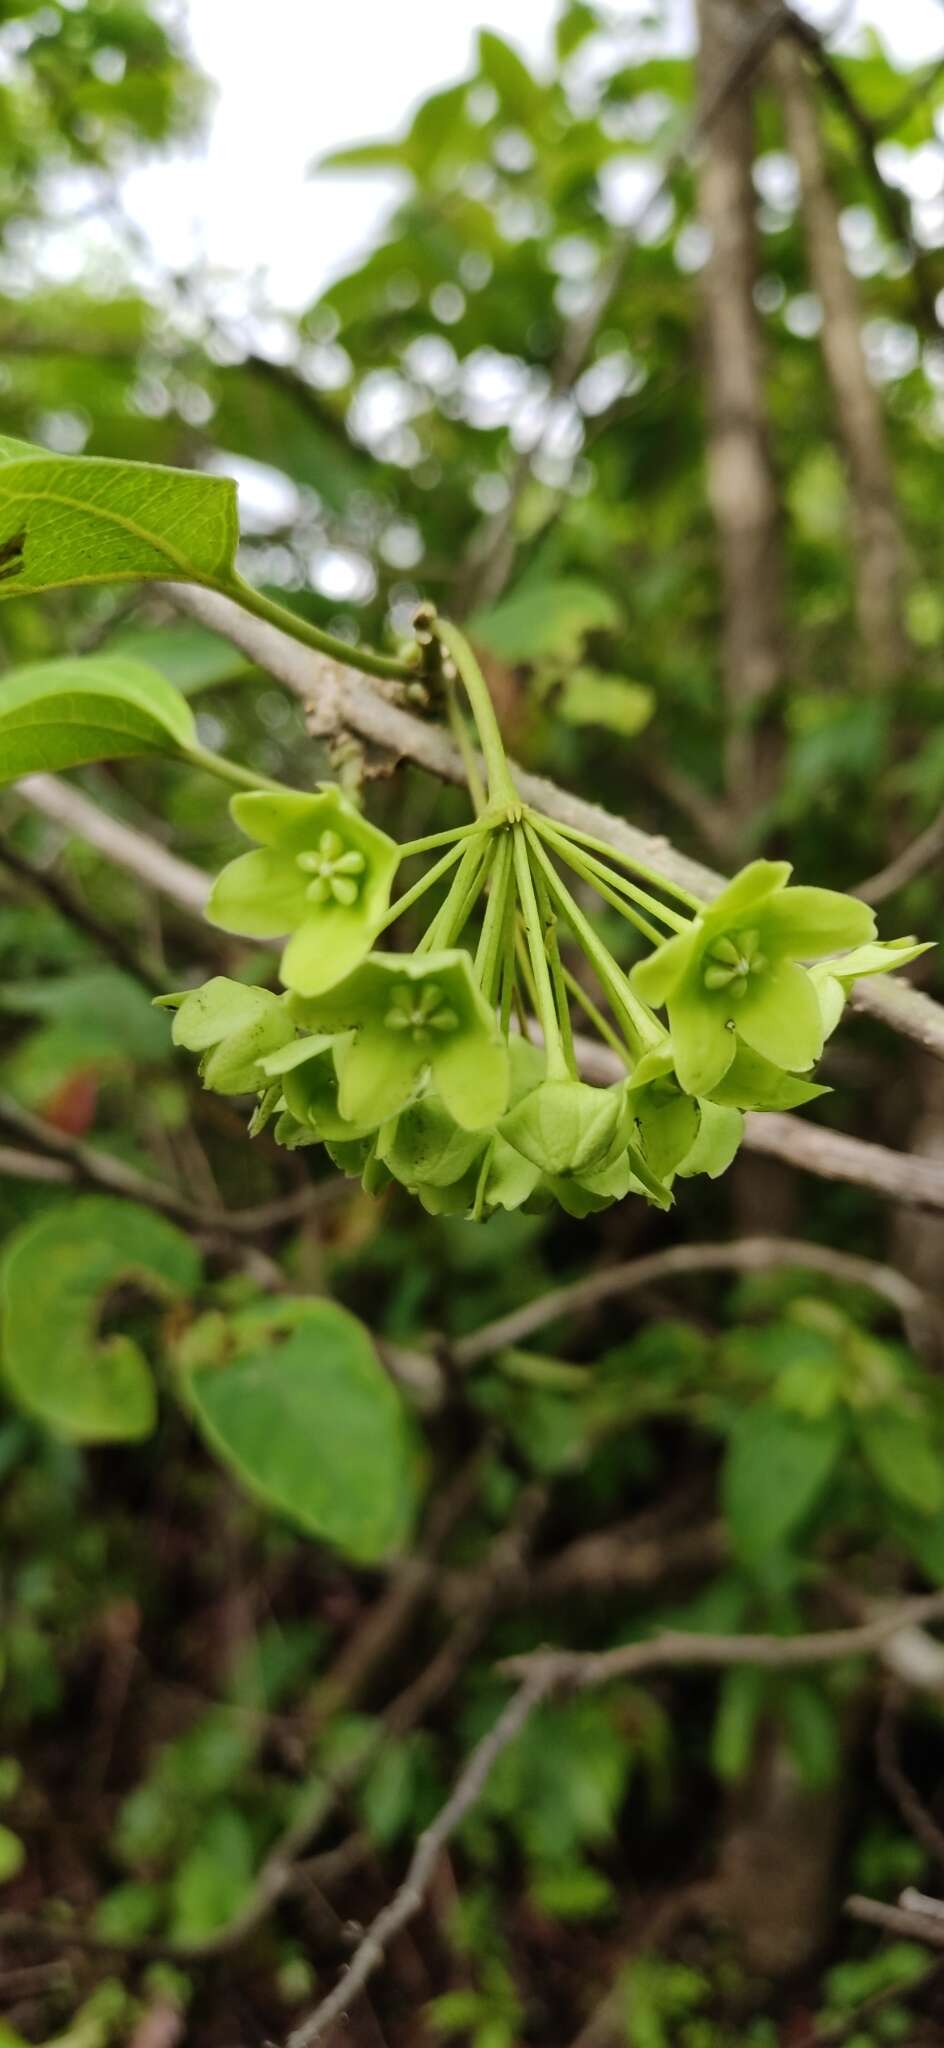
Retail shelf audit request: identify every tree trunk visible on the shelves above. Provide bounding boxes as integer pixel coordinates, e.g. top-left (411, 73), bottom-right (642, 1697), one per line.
top-left (695, 0), bottom-right (786, 813)
top-left (773, 35), bottom-right (908, 686)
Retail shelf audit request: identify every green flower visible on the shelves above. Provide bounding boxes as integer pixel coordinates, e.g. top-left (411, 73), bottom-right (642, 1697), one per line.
top-left (500, 1077), bottom-right (627, 1179)
top-left (157, 975), bottom-right (294, 1093)
top-left (206, 787), bottom-right (400, 998)
top-left (293, 949), bottom-right (510, 1131)
top-left (630, 861), bottom-right (876, 1097)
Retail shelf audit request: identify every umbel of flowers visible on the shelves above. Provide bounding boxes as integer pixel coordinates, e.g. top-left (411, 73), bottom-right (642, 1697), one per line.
top-left (159, 617), bottom-right (927, 1220)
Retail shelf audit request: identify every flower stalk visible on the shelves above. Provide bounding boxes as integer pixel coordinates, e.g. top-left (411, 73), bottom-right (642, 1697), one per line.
top-left (161, 608), bottom-right (928, 1222)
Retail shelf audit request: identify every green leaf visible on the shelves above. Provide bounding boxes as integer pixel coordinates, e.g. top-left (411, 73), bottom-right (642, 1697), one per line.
top-left (781, 1677), bottom-right (840, 1788)
top-left (857, 1406), bottom-right (944, 1517)
top-left (557, 669), bottom-right (655, 740)
top-left (0, 441), bottom-right (237, 599)
top-left (469, 579), bottom-right (620, 664)
top-left (179, 1299), bottom-right (420, 1563)
top-left (0, 654), bottom-right (197, 783)
top-left (711, 1665), bottom-right (767, 1781)
top-left (105, 619), bottom-right (256, 695)
top-left (168, 1806), bottom-right (254, 1944)
top-left (1, 1196), bottom-right (200, 1443)
top-left (0, 1823), bottom-right (24, 1883)
top-left (477, 29), bottom-right (543, 121)
top-left (722, 1405), bottom-right (845, 1567)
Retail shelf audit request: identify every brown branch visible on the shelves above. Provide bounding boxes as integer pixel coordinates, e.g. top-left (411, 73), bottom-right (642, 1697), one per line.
top-left (742, 1108), bottom-right (944, 1214)
top-left (284, 1667), bottom-right (556, 2048)
top-left (288, 1591), bottom-right (944, 2045)
top-left (696, 0), bottom-right (786, 803)
top-left (845, 1892), bottom-right (944, 1948)
top-left (452, 1233), bottom-right (940, 1369)
top-left (855, 812), bottom-right (944, 905)
top-left (0, 838), bottom-right (168, 993)
top-left (774, 32), bottom-right (908, 683)
top-left (785, 14), bottom-right (942, 336)
top-left (16, 773), bottom-right (211, 917)
top-left (501, 1588), bottom-right (944, 1690)
top-left (0, 1091), bottom-right (326, 1231)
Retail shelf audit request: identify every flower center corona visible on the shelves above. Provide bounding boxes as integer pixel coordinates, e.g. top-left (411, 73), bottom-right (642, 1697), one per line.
top-left (384, 982), bottom-right (460, 1043)
top-left (297, 830), bottom-right (367, 907)
top-left (702, 928), bottom-right (768, 999)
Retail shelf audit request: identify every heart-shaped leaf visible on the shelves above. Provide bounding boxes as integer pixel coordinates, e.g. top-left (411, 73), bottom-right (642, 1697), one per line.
top-left (0, 437), bottom-right (237, 599)
top-left (0, 653), bottom-right (197, 784)
top-left (1, 1197), bottom-right (200, 1442)
top-left (178, 1298), bottom-right (420, 1563)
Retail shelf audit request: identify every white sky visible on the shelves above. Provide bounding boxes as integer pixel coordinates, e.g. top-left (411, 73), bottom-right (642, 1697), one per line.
top-left (120, 0), bottom-right (944, 315)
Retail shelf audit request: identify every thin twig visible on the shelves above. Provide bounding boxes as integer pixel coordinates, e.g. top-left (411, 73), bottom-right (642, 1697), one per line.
top-left (453, 1234), bottom-right (940, 1368)
top-left (499, 1589), bottom-right (944, 1690)
top-left (285, 1667), bottom-right (556, 2048)
top-left (0, 1091), bottom-right (339, 1237)
top-left (845, 1893), bottom-right (944, 1949)
top-left (0, 839), bottom-right (168, 992)
top-left (16, 773), bottom-right (211, 915)
top-left (288, 1591), bottom-right (944, 2045)
top-left (854, 813), bottom-right (944, 906)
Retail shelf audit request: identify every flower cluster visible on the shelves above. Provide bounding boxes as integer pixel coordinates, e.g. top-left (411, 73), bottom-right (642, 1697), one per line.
top-left (159, 776), bottom-right (927, 1222)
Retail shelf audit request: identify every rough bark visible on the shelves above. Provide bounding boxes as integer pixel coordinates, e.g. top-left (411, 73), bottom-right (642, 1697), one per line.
top-left (774, 35), bottom-right (908, 685)
top-left (695, 0), bottom-right (786, 807)
top-left (713, 1726), bottom-right (847, 1976)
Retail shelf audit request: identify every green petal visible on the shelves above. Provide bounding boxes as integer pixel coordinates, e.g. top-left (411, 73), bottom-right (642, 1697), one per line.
top-left (759, 886), bottom-right (876, 958)
top-left (230, 788), bottom-right (329, 849)
top-left (280, 909), bottom-right (375, 998)
top-left (667, 985), bottom-right (736, 1096)
top-left (336, 1028), bottom-right (424, 1128)
top-left (810, 967), bottom-right (846, 1042)
top-left (206, 849), bottom-right (308, 937)
top-left (634, 1088), bottom-right (699, 1178)
top-left (169, 977), bottom-right (282, 1052)
top-left (676, 1102), bottom-right (743, 1179)
top-left (630, 928), bottom-right (697, 1008)
top-left (829, 936), bottom-right (934, 987)
top-left (703, 861), bottom-right (791, 935)
top-left (480, 1135), bottom-right (542, 1212)
top-left (434, 1030), bottom-right (510, 1131)
top-left (260, 1031), bottom-right (338, 1079)
top-left (709, 1043), bottom-right (828, 1111)
top-left (201, 1005), bottom-right (295, 1094)
top-left (379, 1098), bottom-right (485, 1188)
top-left (735, 957), bottom-right (824, 1073)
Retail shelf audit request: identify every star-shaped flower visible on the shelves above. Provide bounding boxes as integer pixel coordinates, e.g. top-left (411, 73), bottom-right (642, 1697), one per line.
top-left (294, 950), bottom-right (510, 1131)
top-left (206, 787), bottom-right (400, 998)
top-left (630, 861), bottom-right (876, 1097)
